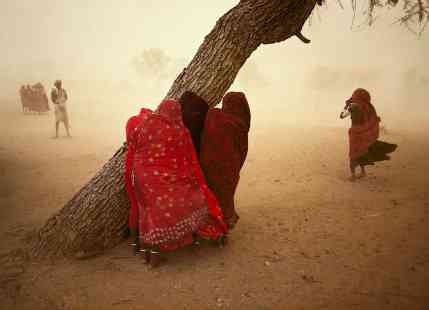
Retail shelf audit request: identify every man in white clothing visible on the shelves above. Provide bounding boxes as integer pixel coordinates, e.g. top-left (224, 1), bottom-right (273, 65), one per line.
top-left (51, 80), bottom-right (71, 138)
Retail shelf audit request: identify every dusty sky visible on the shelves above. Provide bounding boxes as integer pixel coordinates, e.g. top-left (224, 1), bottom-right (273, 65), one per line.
top-left (1, 0), bottom-right (428, 129)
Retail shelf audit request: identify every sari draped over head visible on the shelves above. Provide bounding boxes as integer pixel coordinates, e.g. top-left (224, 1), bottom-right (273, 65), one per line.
top-left (130, 100), bottom-right (227, 251)
top-left (200, 92), bottom-right (250, 228)
top-left (125, 107), bottom-right (153, 232)
top-left (346, 88), bottom-right (380, 161)
top-left (179, 91), bottom-right (209, 156)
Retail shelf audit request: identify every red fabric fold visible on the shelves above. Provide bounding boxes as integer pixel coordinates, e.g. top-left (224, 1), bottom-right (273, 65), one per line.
top-left (179, 91), bottom-right (209, 156)
top-left (200, 92), bottom-right (250, 227)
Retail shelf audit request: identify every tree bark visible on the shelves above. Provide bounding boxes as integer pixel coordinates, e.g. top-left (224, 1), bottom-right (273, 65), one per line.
top-left (166, 0), bottom-right (317, 106)
top-left (31, 0), bottom-right (317, 258)
top-left (31, 148), bottom-right (129, 258)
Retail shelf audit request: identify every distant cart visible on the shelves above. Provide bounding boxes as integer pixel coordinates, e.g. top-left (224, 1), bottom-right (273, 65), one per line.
top-left (19, 83), bottom-right (50, 114)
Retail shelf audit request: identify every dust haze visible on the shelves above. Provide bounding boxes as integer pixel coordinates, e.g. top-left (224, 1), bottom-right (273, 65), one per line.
top-left (1, 0), bottom-right (428, 135)
top-left (1, 1), bottom-right (429, 309)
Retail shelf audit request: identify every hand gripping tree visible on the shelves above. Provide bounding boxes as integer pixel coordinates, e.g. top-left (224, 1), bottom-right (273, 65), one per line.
top-left (30, 0), bottom-right (429, 258)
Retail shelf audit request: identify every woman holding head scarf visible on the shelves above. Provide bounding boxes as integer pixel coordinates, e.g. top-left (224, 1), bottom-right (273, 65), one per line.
top-left (340, 88), bottom-right (397, 181)
top-left (200, 92), bottom-right (251, 229)
top-left (128, 99), bottom-right (227, 267)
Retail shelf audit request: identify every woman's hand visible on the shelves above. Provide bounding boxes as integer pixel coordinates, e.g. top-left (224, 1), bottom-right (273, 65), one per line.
top-left (340, 109), bottom-right (350, 119)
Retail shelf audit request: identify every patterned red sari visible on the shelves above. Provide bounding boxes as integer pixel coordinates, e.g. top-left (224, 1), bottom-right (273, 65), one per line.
top-left (130, 100), bottom-right (227, 251)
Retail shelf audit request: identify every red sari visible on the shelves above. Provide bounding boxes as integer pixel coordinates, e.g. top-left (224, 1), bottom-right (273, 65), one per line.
top-left (131, 100), bottom-right (226, 251)
top-left (179, 91), bottom-right (209, 156)
top-left (346, 88), bottom-right (380, 161)
top-left (125, 108), bottom-right (153, 232)
top-left (200, 92), bottom-right (250, 228)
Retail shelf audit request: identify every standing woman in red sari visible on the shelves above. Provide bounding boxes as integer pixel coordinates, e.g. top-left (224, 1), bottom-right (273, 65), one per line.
top-left (200, 92), bottom-right (251, 229)
top-left (127, 99), bottom-right (227, 267)
top-left (340, 88), bottom-right (397, 181)
top-left (125, 107), bottom-right (153, 254)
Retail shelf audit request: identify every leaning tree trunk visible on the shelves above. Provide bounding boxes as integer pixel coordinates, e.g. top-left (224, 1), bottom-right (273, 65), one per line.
top-left (31, 0), bottom-right (318, 258)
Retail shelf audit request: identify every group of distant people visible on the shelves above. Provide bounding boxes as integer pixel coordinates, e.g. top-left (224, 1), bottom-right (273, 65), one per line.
top-left (19, 80), bottom-right (71, 138)
top-left (19, 83), bottom-right (50, 114)
top-left (124, 87), bottom-right (397, 267)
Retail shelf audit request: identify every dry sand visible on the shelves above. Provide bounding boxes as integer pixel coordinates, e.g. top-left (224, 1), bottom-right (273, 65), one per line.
top-left (0, 101), bottom-right (428, 310)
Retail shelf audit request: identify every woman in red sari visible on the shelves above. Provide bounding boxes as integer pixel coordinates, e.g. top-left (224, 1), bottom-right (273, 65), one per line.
top-left (125, 107), bottom-right (153, 254)
top-left (340, 88), bottom-right (397, 181)
top-left (200, 92), bottom-right (251, 229)
top-left (127, 99), bottom-right (227, 267)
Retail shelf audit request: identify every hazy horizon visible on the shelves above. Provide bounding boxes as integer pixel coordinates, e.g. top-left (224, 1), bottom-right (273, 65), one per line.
top-left (1, 1), bottom-right (428, 132)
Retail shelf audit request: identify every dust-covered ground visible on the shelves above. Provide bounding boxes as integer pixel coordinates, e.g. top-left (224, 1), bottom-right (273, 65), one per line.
top-left (0, 99), bottom-right (428, 310)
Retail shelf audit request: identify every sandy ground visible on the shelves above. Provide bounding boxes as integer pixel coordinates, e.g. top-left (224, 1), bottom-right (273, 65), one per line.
top-left (0, 104), bottom-right (428, 310)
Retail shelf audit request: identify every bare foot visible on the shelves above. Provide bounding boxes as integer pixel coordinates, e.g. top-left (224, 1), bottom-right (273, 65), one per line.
top-left (357, 172), bottom-right (367, 179)
top-left (192, 235), bottom-right (202, 246)
top-left (225, 214), bottom-right (239, 230)
top-left (149, 251), bottom-right (164, 268)
top-left (217, 235), bottom-right (228, 248)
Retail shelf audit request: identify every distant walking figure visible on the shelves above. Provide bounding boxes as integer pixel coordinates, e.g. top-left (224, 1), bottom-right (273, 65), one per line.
top-left (51, 80), bottom-right (71, 138)
top-left (340, 88), bottom-right (397, 181)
